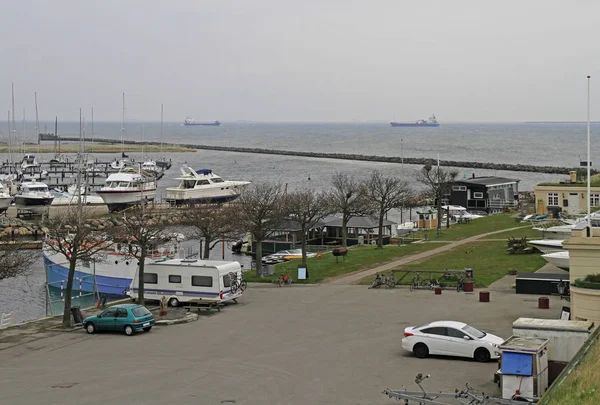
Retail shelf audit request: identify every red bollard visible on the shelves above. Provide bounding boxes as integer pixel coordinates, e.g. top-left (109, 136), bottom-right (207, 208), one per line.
top-left (538, 297), bottom-right (550, 309)
top-left (434, 287), bottom-right (442, 295)
top-left (479, 291), bottom-right (490, 302)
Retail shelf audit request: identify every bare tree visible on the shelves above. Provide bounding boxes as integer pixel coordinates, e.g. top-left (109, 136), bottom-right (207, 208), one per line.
top-left (119, 204), bottom-right (177, 306)
top-left (363, 170), bottom-right (412, 248)
top-left (0, 243), bottom-right (38, 280)
top-left (44, 205), bottom-right (115, 328)
top-left (285, 189), bottom-right (331, 264)
top-left (415, 164), bottom-right (458, 236)
top-left (330, 172), bottom-right (373, 247)
top-left (186, 203), bottom-right (239, 259)
top-left (236, 182), bottom-right (286, 277)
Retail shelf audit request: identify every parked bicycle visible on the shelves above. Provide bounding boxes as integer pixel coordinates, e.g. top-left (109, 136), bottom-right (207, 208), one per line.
top-left (273, 273), bottom-right (293, 287)
top-left (229, 272), bottom-right (248, 293)
top-left (370, 273), bottom-right (396, 289)
top-left (456, 276), bottom-right (464, 292)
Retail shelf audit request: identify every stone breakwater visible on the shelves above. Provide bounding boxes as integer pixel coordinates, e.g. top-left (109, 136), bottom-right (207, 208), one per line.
top-left (56, 136), bottom-right (589, 175)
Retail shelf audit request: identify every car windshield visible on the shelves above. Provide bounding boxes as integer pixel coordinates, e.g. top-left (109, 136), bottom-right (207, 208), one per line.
top-left (462, 324), bottom-right (486, 339)
top-left (132, 306), bottom-right (151, 317)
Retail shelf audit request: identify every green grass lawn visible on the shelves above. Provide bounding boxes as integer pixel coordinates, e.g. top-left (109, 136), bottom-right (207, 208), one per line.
top-left (481, 226), bottom-right (542, 240)
top-left (386, 241), bottom-right (546, 287)
top-left (243, 243), bottom-right (446, 284)
top-left (411, 213), bottom-right (527, 241)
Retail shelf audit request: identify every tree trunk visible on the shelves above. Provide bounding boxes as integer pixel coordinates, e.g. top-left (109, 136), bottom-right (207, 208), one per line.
top-left (137, 248), bottom-right (146, 306)
top-left (301, 226), bottom-right (307, 265)
top-left (436, 199), bottom-right (442, 237)
top-left (342, 213), bottom-right (348, 247)
top-left (378, 212), bottom-right (384, 248)
top-left (446, 207), bottom-right (451, 228)
top-left (62, 257), bottom-right (77, 328)
top-left (203, 237), bottom-right (211, 259)
top-left (255, 239), bottom-right (263, 278)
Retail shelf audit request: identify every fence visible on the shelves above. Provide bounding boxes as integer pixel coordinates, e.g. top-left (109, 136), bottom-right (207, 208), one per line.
top-left (46, 272), bottom-right (99, 316)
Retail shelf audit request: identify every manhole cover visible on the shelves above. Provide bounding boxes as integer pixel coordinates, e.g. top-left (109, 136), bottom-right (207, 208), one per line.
top-left (52, 383), bottom-right (78, 389)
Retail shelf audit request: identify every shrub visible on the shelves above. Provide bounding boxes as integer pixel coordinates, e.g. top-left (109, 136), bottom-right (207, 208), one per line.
top-left (584, 274), bottom-right (600, 283)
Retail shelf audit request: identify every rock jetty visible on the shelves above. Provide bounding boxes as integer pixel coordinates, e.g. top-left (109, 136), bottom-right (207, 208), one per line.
top-left (54, 136), bottom-right (589, 175)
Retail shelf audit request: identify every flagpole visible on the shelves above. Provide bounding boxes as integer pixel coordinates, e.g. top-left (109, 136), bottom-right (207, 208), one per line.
top-left (587, 75), bottom-right (592, 233)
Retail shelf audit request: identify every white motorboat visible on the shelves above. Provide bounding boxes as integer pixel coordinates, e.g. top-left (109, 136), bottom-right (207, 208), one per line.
top-left (442, 205), bottom-right (484, 221)
top-left (14, 181), bottom-right (54, 214)
top-left (541, 251), bottom-right (569, 271)
top-left (529, 239), bottom-right (564, 254)
top-left (51, 189), bottom-right (105, 206)
top-left (165, 166), bottom-right (250, 205)
top-left (0, 183), bottom-right (13, 213)
top-left (141, 159), bottom-right (162, 175)
top-left (20, 154), bottom-right (48, 181)
top-left (96, 167), bottom-right (157, 212)
top-left (0, 164), bottom-right (19, 183)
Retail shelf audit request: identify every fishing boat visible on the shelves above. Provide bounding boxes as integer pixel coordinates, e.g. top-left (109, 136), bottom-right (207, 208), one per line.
top-left (390, 114), bottom-right (440, 127)
top-left (14, 181), bottom-right (54, 214)
top-left (165, 166), bottom-right (250, 205)
top-left (96, 167), bottom-right (157, 212)
top-left (184, 117), bottom-right (221, 126)
top-left (541, 251), bottom-right (569, 271)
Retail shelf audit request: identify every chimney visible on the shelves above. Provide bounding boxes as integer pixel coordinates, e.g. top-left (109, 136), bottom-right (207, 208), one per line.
top-left (569, 170), bottom-right (577, 183)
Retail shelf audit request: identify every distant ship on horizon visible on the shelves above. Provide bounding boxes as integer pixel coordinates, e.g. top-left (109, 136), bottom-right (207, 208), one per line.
top-left (391, 114), bottom-right (439, 127)
top-left (184, 117), bottom-right (221, 126)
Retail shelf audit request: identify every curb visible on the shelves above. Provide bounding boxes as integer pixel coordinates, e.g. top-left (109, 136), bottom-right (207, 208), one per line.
top-left (155, 313), bottom-right (199, 325)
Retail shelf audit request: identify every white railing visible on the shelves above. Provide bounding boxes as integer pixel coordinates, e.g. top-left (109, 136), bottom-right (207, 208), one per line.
top-left (0, 312), bottom-right (13, 328)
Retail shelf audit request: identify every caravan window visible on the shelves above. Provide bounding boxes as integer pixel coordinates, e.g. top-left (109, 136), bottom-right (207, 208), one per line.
top-left (144, 273), bottom-right (158, 284)
top-left (223, 273), bottom-right (231, 288)
top-left (191, 275), bottom-right (213, 287)
top-left (168, 275), bottom-right (182, 283)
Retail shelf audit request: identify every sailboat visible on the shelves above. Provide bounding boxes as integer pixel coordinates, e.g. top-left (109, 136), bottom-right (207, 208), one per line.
top-left (49, 117), bottom-right (69, 166)
top-left (111, 93), bottom-right (131, 170)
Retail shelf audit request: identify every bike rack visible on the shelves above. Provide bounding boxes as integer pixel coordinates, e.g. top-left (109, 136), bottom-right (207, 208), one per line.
top-left (382, 373), bottom-right (537, 404)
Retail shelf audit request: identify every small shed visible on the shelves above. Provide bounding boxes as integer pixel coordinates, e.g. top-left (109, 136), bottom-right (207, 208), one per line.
top-left (416, 209), bottom-right (438, 229)
top-left (322, 216), bottom-right (397, 246)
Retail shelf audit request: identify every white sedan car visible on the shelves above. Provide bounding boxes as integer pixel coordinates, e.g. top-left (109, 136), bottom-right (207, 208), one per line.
top-left (402, 321), bottom-right (504, 362)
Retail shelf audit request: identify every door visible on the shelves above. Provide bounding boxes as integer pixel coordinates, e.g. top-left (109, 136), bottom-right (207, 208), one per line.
top-left (445, 327), bottom-right (475, 357)
top-left (98, 307), bottom-right (117, 331)
top-left (420, 327), bottom-right (449, 355)
top-left (568, 193), bottom-right (579, 215)
top-left (115, 308), bottom-right (129, 332)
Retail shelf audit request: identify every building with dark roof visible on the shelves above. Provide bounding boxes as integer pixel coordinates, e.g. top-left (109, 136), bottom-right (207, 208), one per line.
top-left (449, 175), bottom-right (520, 213)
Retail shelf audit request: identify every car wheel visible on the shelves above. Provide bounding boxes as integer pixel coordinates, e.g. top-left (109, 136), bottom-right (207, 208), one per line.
top-left (85, 322), bottom-right (96, 334)
top-left (169, 297), bottom-right (180, 307)
top-left (124, 325), bottom-right (135, 336)
top-left (143, 326), bottom-right (152, 332)
top-left (474, 348), bottom-right (491, 362)
top-left (413, 343), bottom-right (429, 359)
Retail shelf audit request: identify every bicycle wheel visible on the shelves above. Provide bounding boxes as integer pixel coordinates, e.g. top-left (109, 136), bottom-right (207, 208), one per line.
top-left (410, 281), bottom-right (416, 291)
top-left (231, 281), bottom-right (239, 294)
top-left (240, 280), bottom-right (248, 291)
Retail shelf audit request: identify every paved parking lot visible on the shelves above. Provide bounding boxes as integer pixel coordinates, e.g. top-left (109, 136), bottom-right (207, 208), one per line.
top-left (0, 285), bottom-right (561, 405)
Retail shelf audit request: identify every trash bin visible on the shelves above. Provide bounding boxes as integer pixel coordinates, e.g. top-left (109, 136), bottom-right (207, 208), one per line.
top-left (70, 306), bottom-right (83, 325)
top-left (465, 268), bottom-right (474, 279)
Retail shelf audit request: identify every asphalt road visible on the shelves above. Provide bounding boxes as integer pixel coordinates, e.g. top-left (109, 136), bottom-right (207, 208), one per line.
top-left (0, 284), bottom-right (561, 405)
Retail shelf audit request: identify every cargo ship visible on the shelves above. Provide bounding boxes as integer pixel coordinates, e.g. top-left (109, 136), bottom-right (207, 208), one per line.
top-left (390, 114), bottom-right (439, 127)
top-left (184, 117), bottom-right (221, 126)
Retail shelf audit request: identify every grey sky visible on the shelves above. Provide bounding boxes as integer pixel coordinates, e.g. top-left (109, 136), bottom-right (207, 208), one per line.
top-left (2, 0), bottom-right (600, 122)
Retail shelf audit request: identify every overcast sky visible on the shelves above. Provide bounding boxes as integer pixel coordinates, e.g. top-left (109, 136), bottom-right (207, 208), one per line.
top-left (1, 0), bottom-right (600, 123)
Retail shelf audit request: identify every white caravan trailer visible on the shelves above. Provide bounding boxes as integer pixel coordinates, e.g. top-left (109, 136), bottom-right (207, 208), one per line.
top-left (129, 258), bottom-right (243, 307)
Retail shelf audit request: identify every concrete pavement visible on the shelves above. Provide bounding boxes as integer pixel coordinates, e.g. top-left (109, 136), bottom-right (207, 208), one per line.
top-left (0, 284), bottom-right (561, 405)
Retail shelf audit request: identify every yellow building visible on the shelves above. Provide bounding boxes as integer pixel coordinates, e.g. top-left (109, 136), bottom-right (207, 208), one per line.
top-left (534, 184), bottom-right (600, 216)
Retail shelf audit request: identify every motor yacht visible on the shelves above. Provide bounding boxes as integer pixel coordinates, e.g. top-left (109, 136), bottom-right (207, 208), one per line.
top-left (14, 181), bottom-right (54, 214)
top-left (0, 183), bottom-right (13, 213)
top-left (528, 239), bottom-right (564, 254)
top-left (541, 251), bottom-right (569, 271)
top-left (165, 166), bottom-right (250, 205)
top-left (96, 167), bottom-right (157, 212)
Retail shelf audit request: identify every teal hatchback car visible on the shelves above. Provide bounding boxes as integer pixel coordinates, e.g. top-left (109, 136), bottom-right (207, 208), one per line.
top-left (83, 304), bottom-right (155, 336)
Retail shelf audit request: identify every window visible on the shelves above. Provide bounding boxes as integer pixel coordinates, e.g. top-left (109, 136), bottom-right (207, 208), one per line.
top-left (223, 274), bottom-right (231, 288)
top-left (144, 273), bottom-right (158, 284)
top-left (473, 192), bottom-right (484, 199)
top-left (168, 275), bottom-right (182, 284)
top-left (461, 325), bottom-right (486, 339)
top-left (132, 307), bottom-right (152, 317)
top-left (116, 308), bottom-right (128, 318)
top-left (447, 328), bottom-right (469, 339)
top-left (590, 194), bottom-right (600, 207)
top-left (196, 179), bottom-right (210, 185)
top-left (421, 327), bottom-right (448, 336)
top-left (211, 178), bottom-right (224, 183)
top-left (548, 192), bottom-right (559, 206)
top-left (101, 308), bottom-right (117, 318)
top-left (191, 275), bottom-right (213, 287)
top-left (452, 185), bottom-right (467, 191)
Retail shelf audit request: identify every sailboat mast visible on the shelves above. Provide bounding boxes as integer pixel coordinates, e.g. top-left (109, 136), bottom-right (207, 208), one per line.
top-left (91, 107), bottom-right (94, 153)
top-left (21, 109), bottom-right (25, 154)
top-left (77, 109), bottom-right (83, 207)
top-left (121, 92), bottom-right (125, 155)
top-left (35, 92), bottom-right (40, 145)
top-left (7, 111), bottom-right (12, 165)
top-left (11, 83), bottom-right (16, 162)
top-left (160, 104), bottom-right (164, 154)
top-left (54, 116), bottom-right (58, 154)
